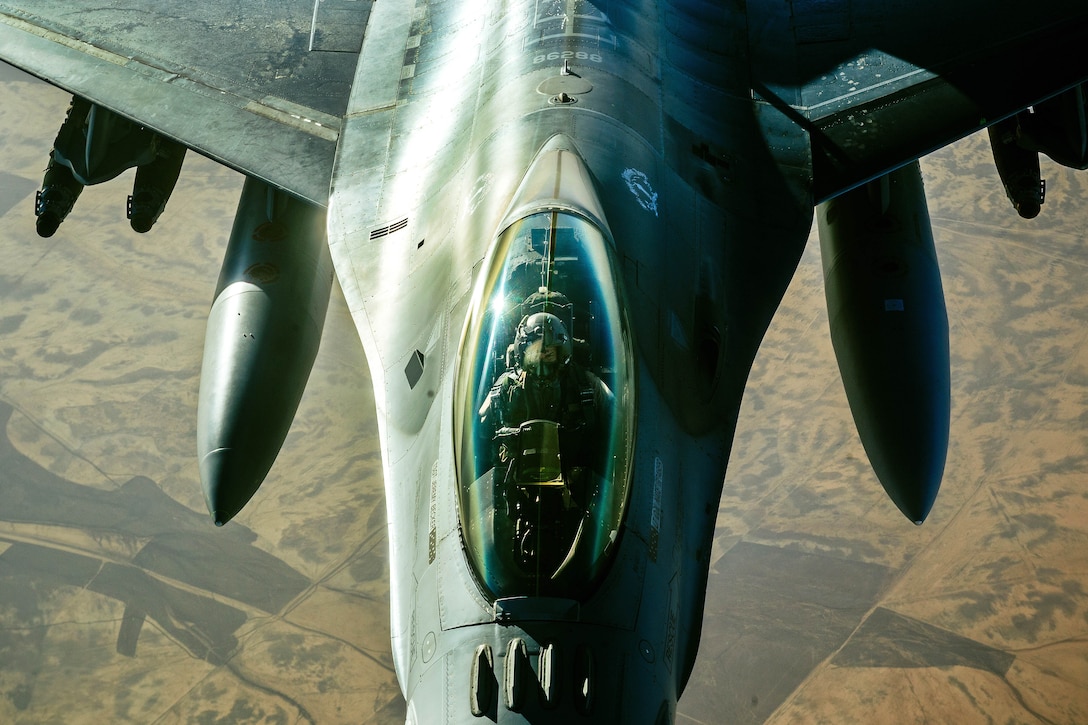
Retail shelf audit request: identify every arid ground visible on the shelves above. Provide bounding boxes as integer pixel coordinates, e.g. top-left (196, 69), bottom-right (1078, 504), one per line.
top-left (1, 64), bottom-right (1086, 724)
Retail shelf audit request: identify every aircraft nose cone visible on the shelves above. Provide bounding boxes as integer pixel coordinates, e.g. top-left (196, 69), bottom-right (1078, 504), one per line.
top-left (200, 447), bottom-right (265, 526)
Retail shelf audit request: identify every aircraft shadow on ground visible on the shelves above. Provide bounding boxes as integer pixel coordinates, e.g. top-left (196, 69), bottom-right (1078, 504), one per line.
top-left (0, 401), bottom-right (312, 706)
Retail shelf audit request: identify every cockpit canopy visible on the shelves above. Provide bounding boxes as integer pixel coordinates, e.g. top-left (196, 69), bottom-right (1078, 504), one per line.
top-left (455, 210), bottom-right (635, 602)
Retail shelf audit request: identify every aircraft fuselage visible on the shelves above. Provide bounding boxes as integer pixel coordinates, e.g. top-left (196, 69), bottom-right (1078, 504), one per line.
top-left (326, 1), bottom-right (813, 722)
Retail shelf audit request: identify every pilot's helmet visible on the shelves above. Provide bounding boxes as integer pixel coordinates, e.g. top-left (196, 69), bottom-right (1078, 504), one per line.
top-left (517, 312), bottom-right (572, 379)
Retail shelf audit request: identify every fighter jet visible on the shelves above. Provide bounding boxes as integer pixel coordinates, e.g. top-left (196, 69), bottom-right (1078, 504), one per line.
top-left (2, 1), bottom-right (1087, 722)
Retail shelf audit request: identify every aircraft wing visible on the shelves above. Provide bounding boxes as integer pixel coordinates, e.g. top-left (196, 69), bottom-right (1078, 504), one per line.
top-left (745, 0), bottom-right (1088, 202)
top-left (4, 2), bottom-right (1085, 208)
top-left (0, 1), bottom-right (380, 206)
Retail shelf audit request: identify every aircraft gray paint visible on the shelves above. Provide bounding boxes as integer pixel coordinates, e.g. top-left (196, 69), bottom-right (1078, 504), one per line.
top-left (2, 1), bottom-right (1088, 722)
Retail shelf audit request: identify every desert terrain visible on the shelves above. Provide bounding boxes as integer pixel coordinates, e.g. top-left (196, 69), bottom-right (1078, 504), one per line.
top-left (1, 64), bottom-right (1086, 724)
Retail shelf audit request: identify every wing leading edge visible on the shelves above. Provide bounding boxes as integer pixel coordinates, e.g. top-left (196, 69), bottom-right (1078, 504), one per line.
top-left (6, 2), bottom-right (1087, 207)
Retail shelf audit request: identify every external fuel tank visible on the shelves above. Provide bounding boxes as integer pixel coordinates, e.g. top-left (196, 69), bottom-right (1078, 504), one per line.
top-left (817, 162), bottom-right (950, 523)
top-left (197, 178), bottom-right (332, 525)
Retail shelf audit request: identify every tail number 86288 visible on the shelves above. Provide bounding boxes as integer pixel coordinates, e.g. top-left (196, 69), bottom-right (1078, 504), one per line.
top-left (533, 50), bottom-right (603, 64)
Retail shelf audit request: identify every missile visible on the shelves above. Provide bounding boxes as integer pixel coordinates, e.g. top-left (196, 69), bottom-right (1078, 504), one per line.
top-left (817, 161), bottom-right (950, 523)
top-left (987, 117), bottom-right (1044, 219)
top-left (128, 137), bottom-right (186, 233)
top-left (987, 83), bottom-right (1088, 218)
top-left (197, 177), bottom-right (332, 525)
top-left (37, 99), bottom-right (181, 236)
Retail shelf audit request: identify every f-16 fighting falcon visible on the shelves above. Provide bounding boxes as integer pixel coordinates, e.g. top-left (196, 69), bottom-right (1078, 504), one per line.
top-left (2, 1), bottom-right (1088, 722)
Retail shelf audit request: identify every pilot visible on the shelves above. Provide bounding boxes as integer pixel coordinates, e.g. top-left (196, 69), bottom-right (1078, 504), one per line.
top-left (478, 311), bottom-right (613, 469)
top-left (35, 96), bottom-right (186, 237)
top-left (479, 311), bottom-right (614, 575)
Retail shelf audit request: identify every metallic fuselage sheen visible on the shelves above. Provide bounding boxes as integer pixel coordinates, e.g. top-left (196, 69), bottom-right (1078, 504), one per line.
top-left (4, 0), bottom-right (1088, 722)
top-left (327, 1), bottom-right (812, 722)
